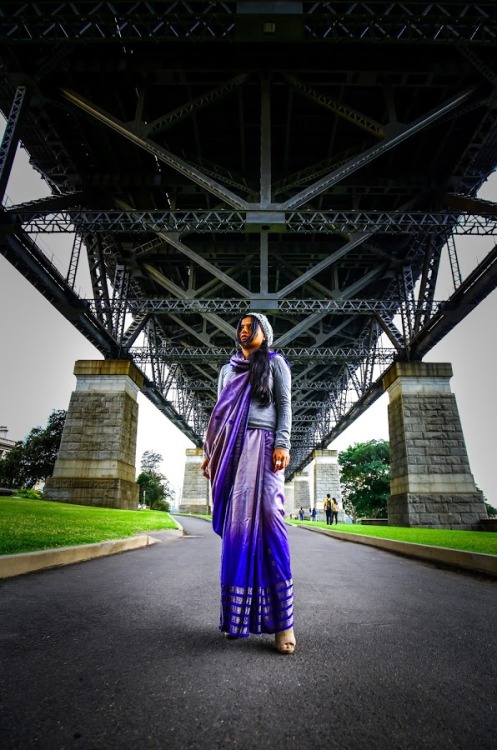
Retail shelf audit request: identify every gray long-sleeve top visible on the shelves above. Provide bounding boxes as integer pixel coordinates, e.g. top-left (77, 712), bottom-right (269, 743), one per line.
top-left (218, 353), bottom-right (292, 450)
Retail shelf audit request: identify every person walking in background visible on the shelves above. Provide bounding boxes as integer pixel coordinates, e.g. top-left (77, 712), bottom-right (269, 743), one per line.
top-left (324, 493), bottom-right (332, 525)
top-left (299, 507), bottom-right (304, 521)
top-left (201, 312), bottom-right (296, 655)
top-left (332, 497), bottom-right (339, 525)
top-left (311, 506), bottom-right (317, 522)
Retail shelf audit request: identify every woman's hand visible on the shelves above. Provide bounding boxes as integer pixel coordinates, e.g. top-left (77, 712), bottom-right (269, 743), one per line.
top-left (200, 456), bottom-right (209, 478)
top-left (272, 448), bottom-right (290, 473)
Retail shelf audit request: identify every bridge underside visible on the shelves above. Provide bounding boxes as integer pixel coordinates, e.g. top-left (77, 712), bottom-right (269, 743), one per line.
top-left (1, 3), bottom-right (497, 477)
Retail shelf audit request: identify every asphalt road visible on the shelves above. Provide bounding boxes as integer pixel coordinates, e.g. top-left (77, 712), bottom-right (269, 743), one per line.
top-left (1, 516), bottom-right (496, 750)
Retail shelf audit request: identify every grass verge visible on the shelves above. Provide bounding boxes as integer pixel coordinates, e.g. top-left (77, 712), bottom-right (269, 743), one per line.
top-left (0, 496), bottom-right (178, 556)
top-left (289, 520), bottom-right (497, 555)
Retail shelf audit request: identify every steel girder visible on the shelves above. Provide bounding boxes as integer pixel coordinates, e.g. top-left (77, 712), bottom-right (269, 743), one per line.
top-left (0, 2), bottom-right (496, 44)
top-left (0, 216), bottom-right (118, 355)
top-left (1, 8), bottom-right (497, 478)
top-left (5, 208), bottom-right (497, 235)
top-left (129, 345), bottom-right (397, 365)
top-left (0, 86), bottom-right (27, 203)
top-left (96, 298), bottom-right (411, 315)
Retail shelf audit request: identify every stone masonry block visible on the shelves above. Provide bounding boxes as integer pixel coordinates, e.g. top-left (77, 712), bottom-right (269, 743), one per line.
top-left (384, 362), bottom-right (485, 528)
top-left (180, 448), bottom-right (210, 513)
top-left (43, 477), bottom-right (139, 509)
top-left (44, 360), bottom-right (141, 510)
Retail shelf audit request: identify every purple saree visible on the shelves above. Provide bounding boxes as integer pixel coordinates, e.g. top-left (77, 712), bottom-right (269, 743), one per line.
top-left (204, 354), bottom-right (294, 638)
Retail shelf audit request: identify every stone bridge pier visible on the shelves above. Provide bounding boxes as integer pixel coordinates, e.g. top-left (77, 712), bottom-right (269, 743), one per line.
top-left (383, 361), bottom-right (487, 529)
top-left (293, 471), bottom-right (311, 515)
top-left (312, 449), bottom-right (343, 519)
top-left (179, 448), bottom-right (210, 515)
top-left (44, 360), bottom-right (142, 510)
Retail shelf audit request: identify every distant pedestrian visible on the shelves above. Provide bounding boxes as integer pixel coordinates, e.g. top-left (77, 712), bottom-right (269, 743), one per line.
top-left (299, 507), bottom-right (304, 521)
top-left (332, 497), bottom-right (339, 525)
top-left (311, 507), bottom-right (317, 522)
top-left (324, 494), bottom-right (332, 525)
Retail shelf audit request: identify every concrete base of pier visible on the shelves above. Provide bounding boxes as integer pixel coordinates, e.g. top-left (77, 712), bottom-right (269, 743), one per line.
top-left (44, 360), bottom-right (142, 510)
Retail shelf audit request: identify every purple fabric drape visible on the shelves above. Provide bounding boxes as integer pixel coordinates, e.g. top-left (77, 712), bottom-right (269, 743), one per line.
top-left (203, 354), bottom-right (252, 537)
top-left (219, 428), bottom-right (294, 637)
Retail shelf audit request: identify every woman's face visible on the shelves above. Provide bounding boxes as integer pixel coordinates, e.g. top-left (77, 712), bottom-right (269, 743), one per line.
top-left (238, 316), bottom-right (265, 352)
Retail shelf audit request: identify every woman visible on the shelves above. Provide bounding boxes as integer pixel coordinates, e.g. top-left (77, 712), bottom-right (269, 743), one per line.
top-left (201, 312), bottom-right (296, 654)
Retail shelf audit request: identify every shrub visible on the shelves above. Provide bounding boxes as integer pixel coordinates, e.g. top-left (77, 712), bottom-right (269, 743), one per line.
top-left (16, 487), bottom-right (43, 500)
top-left (151, 498), bottom-right (170, 513)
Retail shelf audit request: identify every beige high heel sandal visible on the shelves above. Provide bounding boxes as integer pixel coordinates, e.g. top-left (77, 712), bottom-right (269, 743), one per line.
top-left (275, 628), bottom-right (296, 655)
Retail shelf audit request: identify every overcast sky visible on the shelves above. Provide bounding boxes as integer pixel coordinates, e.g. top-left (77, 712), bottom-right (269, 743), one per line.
top-left (1, 130), bottom-right (495, 505)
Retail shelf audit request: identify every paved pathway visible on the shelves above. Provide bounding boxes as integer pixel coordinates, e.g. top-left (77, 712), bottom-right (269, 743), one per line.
top-left (1, 516), bottom-right (496, 749)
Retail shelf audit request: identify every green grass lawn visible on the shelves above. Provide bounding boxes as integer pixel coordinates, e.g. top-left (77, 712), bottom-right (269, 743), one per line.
top-left (0, 496), bottom-right (179, 556)
top-left (3, 499), bottom-right (495, 558)
top-left (290, 519), bottom-right (497, 555)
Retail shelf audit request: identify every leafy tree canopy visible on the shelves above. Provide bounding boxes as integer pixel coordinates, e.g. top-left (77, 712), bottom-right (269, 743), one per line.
top-left (0, 409), bottom-right (66, 489)
top-left (485, 502), bottom-right (497, 517)
top-left (140, 450), bottom-right (164, 476)
top-left (338, 439), bottom-right (390, 519)
top-left (137, 450), bottom-right (174, 512)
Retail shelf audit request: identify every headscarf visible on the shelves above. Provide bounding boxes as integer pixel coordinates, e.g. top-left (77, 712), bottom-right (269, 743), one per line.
top-left (244, 312), bottom-right (273, 347)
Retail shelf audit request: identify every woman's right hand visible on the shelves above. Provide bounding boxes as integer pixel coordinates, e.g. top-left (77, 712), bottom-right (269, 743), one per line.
top-left (200, 456), bottom-right (209, 478)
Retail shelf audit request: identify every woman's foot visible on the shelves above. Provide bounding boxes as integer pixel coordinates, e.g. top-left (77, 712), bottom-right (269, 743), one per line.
top-left (224, 632), bottom-right (239, 640)
top-left (275, 628), bottom-right (296, 655)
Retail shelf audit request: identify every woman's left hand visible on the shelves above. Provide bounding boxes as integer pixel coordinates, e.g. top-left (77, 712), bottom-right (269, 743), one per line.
top-left (273, 448), bottom-right (290, 473)
top-left (200, 455), bottom-right (209, 478)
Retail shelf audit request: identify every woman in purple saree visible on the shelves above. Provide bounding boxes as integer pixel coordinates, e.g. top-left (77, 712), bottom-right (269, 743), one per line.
top-left (201, 313), bottom-right (296, 654)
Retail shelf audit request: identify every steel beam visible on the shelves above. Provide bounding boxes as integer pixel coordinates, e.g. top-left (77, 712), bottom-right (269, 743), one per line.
top-left (0, 225), bottom-right (117, 357)
top-left (1, 3), bottom-right (496, 43)
top-left (411, 243), bottom-right (497, 358)
top-left (276, 233), bottom-right (373, 298)
top-left (154, 232), bottom-right (251, 299)
top-left (120, 298), bottom-right (406, 314)
top-left (278, 88), bottom-right (475, 211)
top-left (9, 209), bottom-right (497, 235)
top-left (129, 345), bottom-right (397, 365)
top-left (144, 73), bottom-right (250, 137)
top-left (142, 264), bottom-right (236, 340)
top-left (282, 73), bottom-right (384, 139)
top-left (0, 86), bottom-right (28, 204)
top-left (61, 89), bottom-right (251, 211)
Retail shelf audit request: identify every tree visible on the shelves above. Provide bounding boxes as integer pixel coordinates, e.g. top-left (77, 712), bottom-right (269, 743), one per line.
top-left (338, 439), bottom-right (390, 519)
top-left (136, 450), bottom-right (174, 511)
top-left (0, 441), bottom-right (25, 488)
top-left (140, 450), bottom-right (163, 475)
top-left (0, 409), bottom-right (66, 488)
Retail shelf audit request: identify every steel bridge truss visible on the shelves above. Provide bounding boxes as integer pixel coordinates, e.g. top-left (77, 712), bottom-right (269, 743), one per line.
top-left (6, 208), bottom-right (497, 236)
top-left (2, 5), bottom-right (497, 477)
top-left (1, 2), bottom-right (497, 44)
